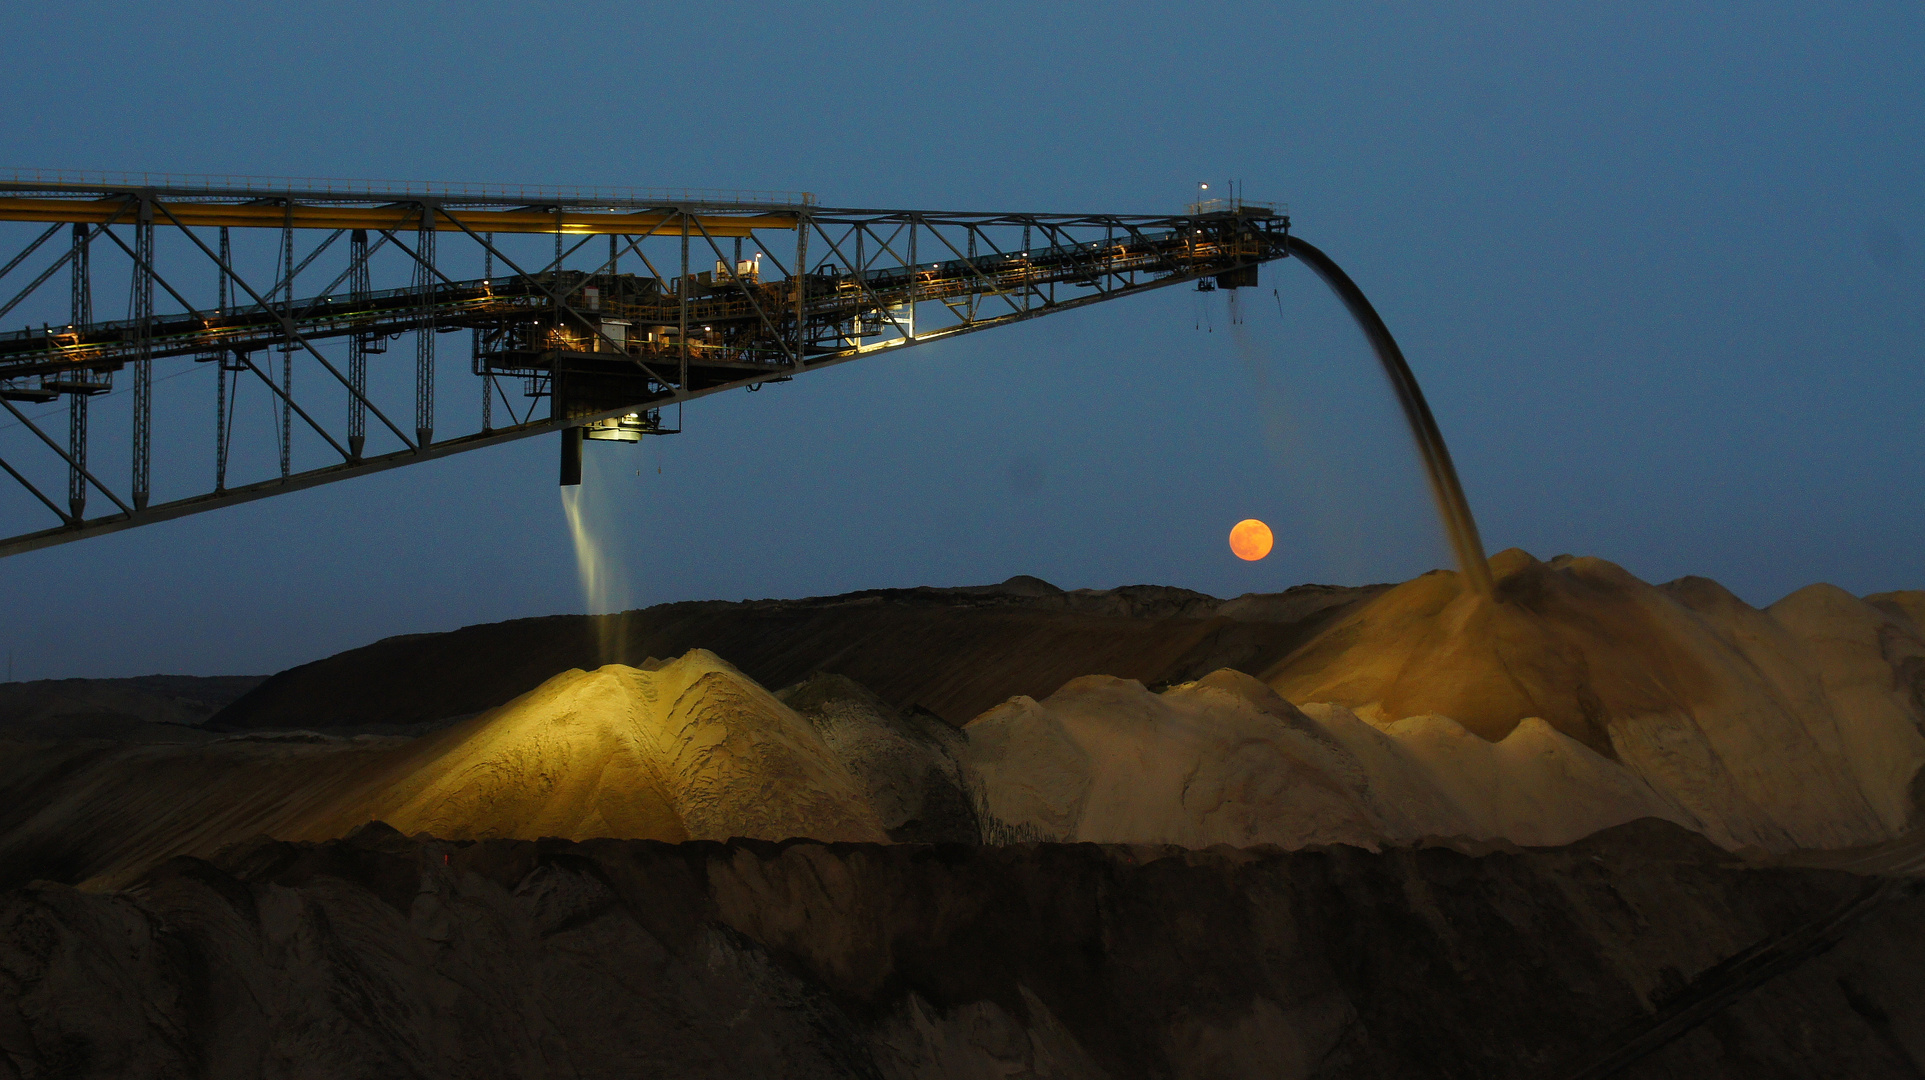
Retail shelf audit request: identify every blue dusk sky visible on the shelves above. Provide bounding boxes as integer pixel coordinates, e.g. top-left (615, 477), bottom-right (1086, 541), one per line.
top-left (0, 2), bottom-right (1919, 678)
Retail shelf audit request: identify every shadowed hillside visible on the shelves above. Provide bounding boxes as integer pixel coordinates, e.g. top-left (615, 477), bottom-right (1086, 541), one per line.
top-left (0, 674), bottom-right (262, 739)
top-left (5, 821), bottom-right (1922, 1079)
top-left (210, 578), bottom-right (1385, 732)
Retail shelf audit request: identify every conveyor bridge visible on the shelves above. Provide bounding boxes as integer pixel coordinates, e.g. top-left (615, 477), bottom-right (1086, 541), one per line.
top-left (0, 169), bottom-right (1482, 587)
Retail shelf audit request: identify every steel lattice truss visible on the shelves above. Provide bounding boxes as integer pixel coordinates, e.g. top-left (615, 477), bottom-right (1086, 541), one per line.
top-left (0, 170), bottom-right (1292, 557)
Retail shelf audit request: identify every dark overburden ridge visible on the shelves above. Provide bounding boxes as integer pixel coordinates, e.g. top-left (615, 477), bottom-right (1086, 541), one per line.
top-left (210, 578), bottom-right (1387, 732)
top-left (2, 820), bottom-right (1920, 1078)
top-left (0, 673), bottom-right (259, 737)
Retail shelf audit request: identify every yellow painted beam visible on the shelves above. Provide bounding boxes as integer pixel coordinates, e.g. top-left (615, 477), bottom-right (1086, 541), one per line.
top-left (0, 197), bottom-right (793, 237)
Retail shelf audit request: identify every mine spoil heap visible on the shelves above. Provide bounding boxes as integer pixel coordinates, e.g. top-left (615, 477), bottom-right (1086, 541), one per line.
top-left (2, 554), bottom-right (1923, 1077)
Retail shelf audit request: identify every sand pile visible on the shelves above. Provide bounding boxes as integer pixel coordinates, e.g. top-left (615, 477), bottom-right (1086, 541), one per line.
top-left (1265, 551), bottom-right (1925, 849)
top-left (961, 669), bottom-right (1689, 848)
top-left (960, 552), bottom-right (1925, 852)
top-left (290, 649), bottom-right (890, 844)
top-left (243, 565), bottom-right (1925, 854)
top-left (0, 651), bottom-right (928, 888)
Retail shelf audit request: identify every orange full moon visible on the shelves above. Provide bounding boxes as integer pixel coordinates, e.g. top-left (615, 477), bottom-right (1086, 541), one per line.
top-left (1228, 519), bottom-right (1274, 561)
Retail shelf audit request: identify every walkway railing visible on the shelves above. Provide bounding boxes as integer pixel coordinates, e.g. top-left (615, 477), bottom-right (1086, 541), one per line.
top-left (0, 168), bottom-right (816, 208)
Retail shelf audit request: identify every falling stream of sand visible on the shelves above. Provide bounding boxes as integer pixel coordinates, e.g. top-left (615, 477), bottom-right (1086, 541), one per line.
top-left (560, 455), bottom-right (633, 663)
top-left (1281, 236), bottom-right (1495, 597)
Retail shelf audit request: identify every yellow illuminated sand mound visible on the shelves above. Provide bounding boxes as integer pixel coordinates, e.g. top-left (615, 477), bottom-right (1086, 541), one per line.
top-left (1264, 550), bottom-right (1925, 849)
top-left (0, 651), bottom-right (915, 888)
top-left (960, 669), bottom-right (1690, 848)
top-left (291, 649), bottom-right (888, 844)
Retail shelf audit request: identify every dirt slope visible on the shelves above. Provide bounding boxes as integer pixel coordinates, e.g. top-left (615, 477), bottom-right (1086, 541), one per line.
top-left (3, 820), bottom-right (1921, 1079)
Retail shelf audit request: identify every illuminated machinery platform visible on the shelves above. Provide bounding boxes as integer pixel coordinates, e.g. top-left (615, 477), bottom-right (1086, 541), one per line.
top-left (0, 170), bottom-right (1295, 557)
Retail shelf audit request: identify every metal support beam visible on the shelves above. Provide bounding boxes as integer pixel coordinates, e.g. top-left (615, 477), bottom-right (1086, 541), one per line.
top-left (0, 224), bottom-right (62, 287)
top-left (278, 203), bottom-right (293, 480)
top-left (152, 202), bottom-right (417, 455)
top-left (679, 210), bottom-right (690, 392)
top-left (218, 227), bottom-right (230, 313)
top-left (792, 212), bottom-right (807, 367)
top-left (1022, 224), bottom-right (1032, 312)
top-left (67, 392), bottom-right (86, 521)
top-left (693, 217), bottom-right (793, 364)
top-left (0, 195), bottom-right (796, 237)
top-left (69, 223), bottom-right (90, 327)
top-left (348, 228), bottom-right (369, 459)
top-left (1, 394), bottom-right (132, 518)
top-left (0, 451), bottom-right (68, 525)
top-left (215, 351), bottom-right (230, 492)
top-left (0, 199), bottom-right (130, 324)
top-left (132, 198), bottom-right (153, 510)
top-left (415, 204), bottom-right (436, 447)
top-left (434, 215), bottom-right (674, 385)
top-left (476, 326), bottom-right (490, 431)
top-left (810, 225), bottom-right (913, 341)
top-left (66, 223), bottom-right (91, 520)
top-left (216, 225), bottom-right (232, 492)
top-left (236, 350), bottom-right (353, 464)
top-left (479, 232), bottom-right (493, 433)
